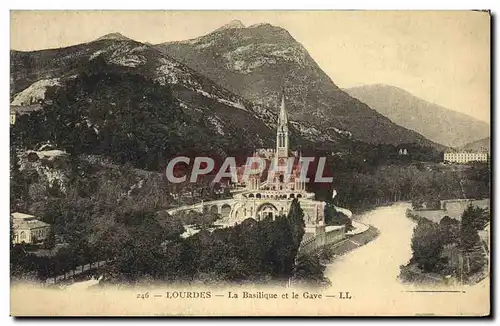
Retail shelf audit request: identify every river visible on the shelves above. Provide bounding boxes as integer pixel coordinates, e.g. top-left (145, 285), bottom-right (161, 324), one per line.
top-left (322, 202), bottom-right (490, 316)
top-left (325, 203), bottom-right (416, 291)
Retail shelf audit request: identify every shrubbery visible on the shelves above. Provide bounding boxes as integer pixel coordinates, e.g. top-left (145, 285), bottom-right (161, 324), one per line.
top-left (402, 204), bottom-right (489, 283)
top-left (324, 203), bottom-right (352, 230)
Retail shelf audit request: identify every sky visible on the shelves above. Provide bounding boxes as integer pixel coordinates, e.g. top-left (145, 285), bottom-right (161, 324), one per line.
top-left (10, 10), bottom-right (491, 123)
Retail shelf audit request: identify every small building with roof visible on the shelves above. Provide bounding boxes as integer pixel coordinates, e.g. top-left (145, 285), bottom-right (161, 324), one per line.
top-left (11, 212), bottom-right (51, 244)
top-left (10, 104), bottom-right (43, 125)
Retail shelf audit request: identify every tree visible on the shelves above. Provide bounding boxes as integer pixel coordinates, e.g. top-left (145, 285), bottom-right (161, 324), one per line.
top-left (10, 215), bottom-right (15, 250)
top-left (287, 199), bottom-right (306, 250)
top-left (439, 216), bottom-right (459, 246)
top-left (10, 147), bottom-right (29, 211)
top-left (43, 228), bottom-right (56, 250)
top-left (410, 220), bottom-right (447, 272)
top-left (324, 203), bottom-right (352, 230)
top-left (155, 212), bottom-right (185, 241)
top-left (425, 197), bottom-right (442, 210)
top-left (461, 204), bottom-right (489, 233)
top-left (293, 253), bottom-right (330, 287)
top-left (459, 205), bottom-right (489, 275)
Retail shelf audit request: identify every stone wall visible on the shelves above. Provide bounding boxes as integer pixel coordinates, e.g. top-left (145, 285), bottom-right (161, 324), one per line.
top-left (299, 225), bottom-right (346, 254)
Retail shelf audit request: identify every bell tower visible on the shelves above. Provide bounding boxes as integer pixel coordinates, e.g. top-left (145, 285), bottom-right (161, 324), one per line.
top-left (276, 94), bottom-right (289, 161)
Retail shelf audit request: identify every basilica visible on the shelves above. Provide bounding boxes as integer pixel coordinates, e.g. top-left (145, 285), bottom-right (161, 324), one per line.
top-left (167, 95), bottom-right (347, 246)
top-left (236, 96), bottom-right (307, 193)
top-left (230, 96), bottom-right (327, 234)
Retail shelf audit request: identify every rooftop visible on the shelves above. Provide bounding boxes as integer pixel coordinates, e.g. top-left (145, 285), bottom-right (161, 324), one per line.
top-left (11, 212), bottom-right (36, 220)
top-left (11, 212), bottom-right (51, 229)
top-left (444, 150), bottom-right (488, 154)
top-left (10, 212), bottom-right (50, 230)
top-left (10, 104), bottom-right (43, 114)
top-left (13, 219), bottom-right (51, 230)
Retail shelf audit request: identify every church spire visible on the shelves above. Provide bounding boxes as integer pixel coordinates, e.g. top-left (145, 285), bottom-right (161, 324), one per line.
top-left (276, 92), bottom-right (289, 161)
top-left (279, 93), bottom-right (288, 125)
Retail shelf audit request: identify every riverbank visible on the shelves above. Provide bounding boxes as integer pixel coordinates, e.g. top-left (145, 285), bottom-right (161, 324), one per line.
top-left (325, 225), bottom-right (380, 257)
top-left (305, 206), bottom-right (381, 260)
top-left (325, 206), bottom-right (381, 255)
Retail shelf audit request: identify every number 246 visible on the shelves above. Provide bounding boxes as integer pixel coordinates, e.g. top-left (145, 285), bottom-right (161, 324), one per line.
top-left (137, 292), bottom-right (149, 299)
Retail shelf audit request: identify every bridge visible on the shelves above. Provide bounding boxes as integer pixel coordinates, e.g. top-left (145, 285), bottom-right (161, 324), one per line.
top-left (166, 189), bottom-right (364, 255)
top-left (166, 191), bottom-right (324, 227)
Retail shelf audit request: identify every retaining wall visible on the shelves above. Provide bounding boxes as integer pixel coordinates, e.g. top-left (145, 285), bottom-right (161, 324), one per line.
top-left (299, 225), bottom-right (346, 254)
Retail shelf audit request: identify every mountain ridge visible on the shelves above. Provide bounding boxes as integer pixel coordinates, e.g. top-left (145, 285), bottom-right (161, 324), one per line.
top-left (213, 20), bottom-right (246, 33)
top-left (95, 32), bottom-right (132, 42)
top-left (10, 34), bottom-right (354, 166)
top-left (461, 137), bottom-right (490, 152)
top-left (344, 84), bottom-right (489, 148)
top-left (155, 22), bottom-right (444, 149)
top-left (10, 25), bottom-right (446, 170)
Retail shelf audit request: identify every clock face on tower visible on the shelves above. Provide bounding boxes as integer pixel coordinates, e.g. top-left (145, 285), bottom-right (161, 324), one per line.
top-left (279, 158), bottom-right (286, 166)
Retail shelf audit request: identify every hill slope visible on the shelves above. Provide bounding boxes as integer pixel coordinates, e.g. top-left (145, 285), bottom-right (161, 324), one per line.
top-left (11, 33), bottom-right (352, 169)
top-left (344, 84), bottom-right (490, 148)
top-left (155, 22), bottom-right (441, 148)
top-left (461, 137), bottom-right (490, 152)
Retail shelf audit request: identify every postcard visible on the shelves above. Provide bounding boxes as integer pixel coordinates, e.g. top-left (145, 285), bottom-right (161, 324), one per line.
top-left (10, 10), bottom-right (491, 316)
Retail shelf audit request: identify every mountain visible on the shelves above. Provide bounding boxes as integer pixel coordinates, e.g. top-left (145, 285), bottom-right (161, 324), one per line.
top-left (214, 20), bottom-right (246, 32)
top-left (462, 137), bottom-right (490, 152)
top-left (344, 84), bottom-right (490, 148)
top-left (10, 33), bottom-right (350, 169)
top-left (155, 22), bottom-right (441, 148)
top-left (95, 32), bottom-right (132, 42)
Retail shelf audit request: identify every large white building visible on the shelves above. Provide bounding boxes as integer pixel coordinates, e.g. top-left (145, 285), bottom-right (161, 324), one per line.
top-left (444, 151), bottom-right (488, 164)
